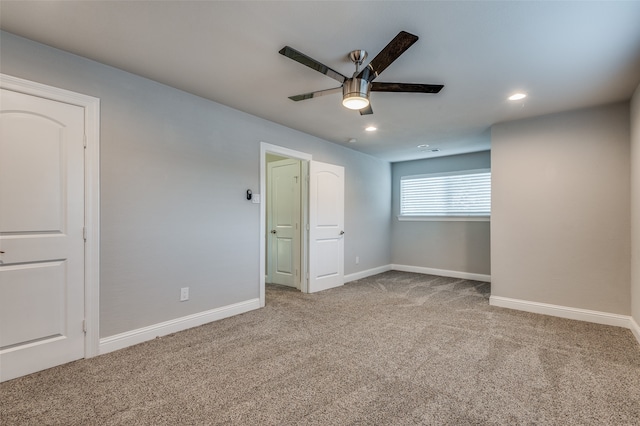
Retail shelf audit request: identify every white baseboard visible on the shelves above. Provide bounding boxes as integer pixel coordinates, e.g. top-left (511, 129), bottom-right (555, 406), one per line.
top-left (490, 295), bottom-right (633, 329)
top-left (631, 317), bottom-right (640, 345)
top-left (391, 264), bottom-right (491, 283)
top-left (344, 265), bottom-right (392, 283)
top-left (99, 298), bottom-right (261, 355)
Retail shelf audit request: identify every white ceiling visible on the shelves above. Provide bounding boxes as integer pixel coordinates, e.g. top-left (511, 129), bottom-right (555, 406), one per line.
top-left (2, 1), bottom-right (640, 162)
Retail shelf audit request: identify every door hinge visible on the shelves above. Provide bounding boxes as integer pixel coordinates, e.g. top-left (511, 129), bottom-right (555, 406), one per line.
top-left (82, 320), bottom-right (87, 333)
top-left (83, 134), bottom-right (87, 148)
top-left (306, 272), bottom-right (310, 280)
top-left (83, 227), bottom-right (87, 241)
top-left (306, 223), bottom-right (310, 231)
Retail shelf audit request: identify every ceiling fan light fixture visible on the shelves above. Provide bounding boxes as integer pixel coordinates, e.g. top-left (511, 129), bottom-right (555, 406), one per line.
top-left (342, 78), bottom-right (370, 110)
top-left (508, 93), bottom-right (527, 101)
top-left (342, 96), bottom-right (369, 110)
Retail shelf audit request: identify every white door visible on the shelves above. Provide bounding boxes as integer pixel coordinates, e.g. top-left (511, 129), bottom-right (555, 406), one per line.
top-left (308, 161), bottom-right (344, 293)
top-left (0, 88), bottom-right (86, 382)
top-left (267, 159), bottom-right (301, 288)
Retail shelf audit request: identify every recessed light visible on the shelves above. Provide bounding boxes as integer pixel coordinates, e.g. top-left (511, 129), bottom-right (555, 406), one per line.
top-left (417, 144), bottom-right (429, 149)
top-left (365, 126), bottom-right (377, 132)
top-left (508, 93), bottom-right (527, 101)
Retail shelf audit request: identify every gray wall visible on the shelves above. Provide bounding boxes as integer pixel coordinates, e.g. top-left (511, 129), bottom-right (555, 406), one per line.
top-left (491, 103), bottom-right (631, 315)
top-left (391, 151), bottom-right (491, 275)
top-left (632, 84), bottom-right (640, 324)
top-left (0, 32), bottom-right (391, 337)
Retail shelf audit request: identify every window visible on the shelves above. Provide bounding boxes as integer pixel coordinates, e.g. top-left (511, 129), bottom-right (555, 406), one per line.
top-left (400, 169), bottom-right (490, 219)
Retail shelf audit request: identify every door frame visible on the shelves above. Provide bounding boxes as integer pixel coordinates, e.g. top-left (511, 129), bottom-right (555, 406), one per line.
top-left (260, 142), bottom-right (311, 306)
top-left (1, 74), bottom-right (101, 358)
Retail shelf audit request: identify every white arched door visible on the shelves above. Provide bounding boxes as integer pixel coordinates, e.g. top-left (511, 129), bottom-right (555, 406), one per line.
top-left (0, 87), bottom-right (86, 382)
top-left (308, 161), bottom-right (344, 293)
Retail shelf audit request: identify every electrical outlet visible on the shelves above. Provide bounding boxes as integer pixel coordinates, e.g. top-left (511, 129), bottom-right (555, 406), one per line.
top-left (180, 287), bottom-right (189, 301)
top-left (355, 256), bottom-right (360, 265)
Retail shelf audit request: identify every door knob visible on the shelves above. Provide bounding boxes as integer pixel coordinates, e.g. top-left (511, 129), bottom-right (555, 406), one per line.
top-left (339, 231), bottom-right (345, 235)
top-left (270, 230), bottom-right (277, 234)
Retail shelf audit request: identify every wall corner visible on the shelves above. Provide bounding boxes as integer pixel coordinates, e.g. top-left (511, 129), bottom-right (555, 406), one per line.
top-left (631, 83), bottom-right (640, 326)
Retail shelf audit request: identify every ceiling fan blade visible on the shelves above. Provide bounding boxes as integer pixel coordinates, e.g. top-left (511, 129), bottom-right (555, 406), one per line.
top-left (359, 104), bottom-right (373, 115)
top-left (357, 31), bottom-right (419, 82)
top-left (288, 87), bottom-right (342, 101)
top-left (279, 46), bottom-right (346, 84)
top-left (371, 82), bottom-right (444, 93)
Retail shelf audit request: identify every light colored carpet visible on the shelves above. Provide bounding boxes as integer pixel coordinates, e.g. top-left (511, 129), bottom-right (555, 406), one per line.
top-left (2, 271), bottom-right (639, 425)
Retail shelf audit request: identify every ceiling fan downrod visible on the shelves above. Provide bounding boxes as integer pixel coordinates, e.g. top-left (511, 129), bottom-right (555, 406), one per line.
top-left (349, 50), bottom-right (368, 75)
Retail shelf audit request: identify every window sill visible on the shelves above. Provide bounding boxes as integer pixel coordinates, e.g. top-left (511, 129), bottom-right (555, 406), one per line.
top-left (397, 215), bottom-right (490, 222)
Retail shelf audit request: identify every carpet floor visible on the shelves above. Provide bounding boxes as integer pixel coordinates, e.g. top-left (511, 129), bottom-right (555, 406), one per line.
top-left (1, 271), bottom-right (640, 425)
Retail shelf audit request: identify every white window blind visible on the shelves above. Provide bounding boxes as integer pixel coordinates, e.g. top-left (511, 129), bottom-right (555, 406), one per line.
top-left (400, 169), bottom-right (491, 217)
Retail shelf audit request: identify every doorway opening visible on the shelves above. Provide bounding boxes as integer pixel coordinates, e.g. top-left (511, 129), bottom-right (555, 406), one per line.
top-left (266, 155), bottom-right (304, 289)
top-left (259, 143), bottom-right (311, 307)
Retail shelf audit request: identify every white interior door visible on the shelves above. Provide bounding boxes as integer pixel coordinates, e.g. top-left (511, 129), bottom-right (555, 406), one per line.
top-left (308, 161), bottom-right (344, 293)
top-left (267, 159), bottom-right (301, 288)
top-left (0, 88), bottom-right (86, 382)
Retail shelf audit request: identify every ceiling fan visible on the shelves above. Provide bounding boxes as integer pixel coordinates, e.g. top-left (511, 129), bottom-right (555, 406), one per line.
top-left (279, 31), bottom-right (444, 115)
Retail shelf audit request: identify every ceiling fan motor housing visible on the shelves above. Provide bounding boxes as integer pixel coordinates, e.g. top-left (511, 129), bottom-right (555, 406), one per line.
top-left (342, 78), bottom-right (371, 109)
